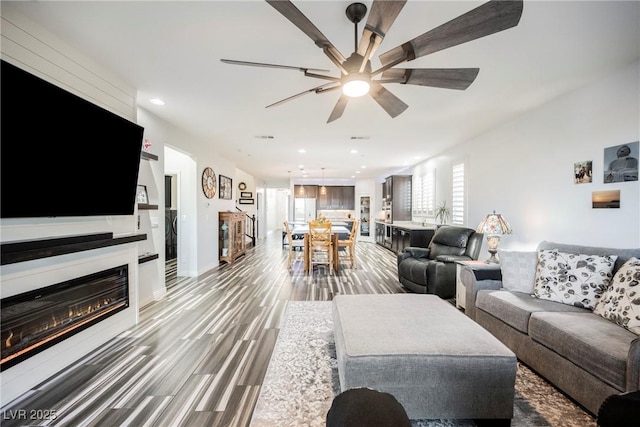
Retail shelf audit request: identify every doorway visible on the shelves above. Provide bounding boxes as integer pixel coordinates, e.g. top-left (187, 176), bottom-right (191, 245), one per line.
top-left (165, 174), bottom-right (178, 280)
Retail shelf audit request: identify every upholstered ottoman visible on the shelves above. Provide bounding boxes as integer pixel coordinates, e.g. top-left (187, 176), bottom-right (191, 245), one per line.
top-left (332, 294), bottom-right (517, 421)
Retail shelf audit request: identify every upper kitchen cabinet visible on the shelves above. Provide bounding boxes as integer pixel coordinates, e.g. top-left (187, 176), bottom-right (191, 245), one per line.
top-left (341, 186), bottom-right (355, 209)
top-left (384, 175), bottom-right (412, 222)
top-left (318, 186), bottom-right (355, 209)
top-left (294, 185), bottom-right (318, 199)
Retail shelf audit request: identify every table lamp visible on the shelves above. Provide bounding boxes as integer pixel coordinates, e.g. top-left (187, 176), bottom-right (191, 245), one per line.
top-left (476, 211), bottom-right (512, 263)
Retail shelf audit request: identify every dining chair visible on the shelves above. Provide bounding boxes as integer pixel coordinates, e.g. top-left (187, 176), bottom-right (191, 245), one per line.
top-left (338, 220), bottom-right (359, 268)
top-left (308, 219), bottom-right (333, 274)
top-left (283, 221), bottom-right (303, 269)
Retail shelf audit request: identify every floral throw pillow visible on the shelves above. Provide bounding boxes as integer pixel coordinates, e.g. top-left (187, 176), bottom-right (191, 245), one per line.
top-left (594, 257), bottom-right (640, 334)
top-left (533, 249), bottom-right (618, 309)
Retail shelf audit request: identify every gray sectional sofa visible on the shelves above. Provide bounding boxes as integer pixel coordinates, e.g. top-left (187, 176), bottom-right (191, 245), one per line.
top-left (461, 241), bottom-right (640, 415)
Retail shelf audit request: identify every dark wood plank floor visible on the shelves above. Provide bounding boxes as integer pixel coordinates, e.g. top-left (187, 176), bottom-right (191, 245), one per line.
top-left (1, 233), bottom-right (406, 426)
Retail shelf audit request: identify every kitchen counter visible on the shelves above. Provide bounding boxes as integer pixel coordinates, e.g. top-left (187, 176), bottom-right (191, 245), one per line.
top-left (374, 221), bottom-right (436, 253)
top-left (374, 220), bottom-right (437, 231)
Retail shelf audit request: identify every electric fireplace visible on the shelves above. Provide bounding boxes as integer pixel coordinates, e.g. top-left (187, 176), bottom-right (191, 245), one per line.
top-left (1, 265), bottom-right (129, 371)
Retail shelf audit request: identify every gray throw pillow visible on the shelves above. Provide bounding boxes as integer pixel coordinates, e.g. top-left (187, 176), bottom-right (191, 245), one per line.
top-left (499, 249), bottom-right (538, 294)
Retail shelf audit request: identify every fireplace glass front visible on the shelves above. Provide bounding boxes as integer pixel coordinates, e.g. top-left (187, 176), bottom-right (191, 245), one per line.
top-left (1, 265), bottom-right (129, 371)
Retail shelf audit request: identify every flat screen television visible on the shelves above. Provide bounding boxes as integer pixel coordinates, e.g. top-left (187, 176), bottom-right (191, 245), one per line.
top-left (1, 60), bottom-right (144, 218)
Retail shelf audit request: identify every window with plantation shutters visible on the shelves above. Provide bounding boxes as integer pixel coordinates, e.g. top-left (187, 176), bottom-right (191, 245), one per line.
top-left (451, 163), bottom-right (465, 225)
top-left (412, 170), bottom-right (435, 216)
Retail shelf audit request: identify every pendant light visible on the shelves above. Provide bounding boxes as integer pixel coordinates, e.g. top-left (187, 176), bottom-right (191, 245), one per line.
top-left (320, 167), bottom-right (327, 195)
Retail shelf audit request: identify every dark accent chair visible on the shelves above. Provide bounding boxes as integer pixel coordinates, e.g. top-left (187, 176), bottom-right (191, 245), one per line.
top-left (397, 226), bottom-right (483, 298)
top-left (597, 391), bottom-right (640, 427)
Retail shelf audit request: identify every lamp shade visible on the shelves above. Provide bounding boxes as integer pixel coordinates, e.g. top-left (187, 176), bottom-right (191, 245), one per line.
top-left (476, 211), bottom-right (512, 235)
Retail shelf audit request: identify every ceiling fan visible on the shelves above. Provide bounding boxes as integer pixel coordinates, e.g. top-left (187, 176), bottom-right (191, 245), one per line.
top-left (221, 0), bottom-right (523, 123)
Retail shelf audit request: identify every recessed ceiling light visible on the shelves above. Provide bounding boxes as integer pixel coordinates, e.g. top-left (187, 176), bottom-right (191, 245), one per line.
top-left (149, 98), bottom-right (165, 106)
top-left (351, 175), bottom-right (355, 178)
top-left (298, 149), bottom-right (306, 153)
top-left (361, 165), bottom-right (366, 169)
top-left (350, 149), bottom-right (358, 154)
top-left (355, 170), bottom-right (360, 174)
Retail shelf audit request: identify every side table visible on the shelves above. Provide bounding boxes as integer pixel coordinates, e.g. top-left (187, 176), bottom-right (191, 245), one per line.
top-left (455, 260), bottom-right (501, 309)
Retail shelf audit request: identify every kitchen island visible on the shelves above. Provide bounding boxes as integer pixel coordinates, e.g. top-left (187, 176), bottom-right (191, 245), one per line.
top-left (374, 221), bottom-right (436, 254)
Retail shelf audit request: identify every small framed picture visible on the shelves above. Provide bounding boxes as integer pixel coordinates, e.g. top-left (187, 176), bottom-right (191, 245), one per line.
top-left (240, 191), bottom-right (252, 198)
top-left (219, 175), bottom-right (232, 200)
top-left (573, 161), bottom-right (592, 184)
top-left (238, 198), bottom-right (254, 205)
top-left (136, 185), bottom-right (148, 204)
top-left (592, 190), bottom-right (620, 209)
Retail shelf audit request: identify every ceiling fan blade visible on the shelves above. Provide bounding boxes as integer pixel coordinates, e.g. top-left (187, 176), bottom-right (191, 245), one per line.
top-left (381, 68), bottom-right (480, 90)
top-left (378, 0), bottom-right (523, 67)
top-left (327, 95), bottom-right (349, 123)
top-left (266, 82), bottom-right (338, 108)
top-left (266, 0), bottom-right (346, 64)
top-left (221, 59), bottom-right (330, 73)
top-left (357, 1), bottom-right (407, 61)
top-left (369, 81), bottom-right (408, 118)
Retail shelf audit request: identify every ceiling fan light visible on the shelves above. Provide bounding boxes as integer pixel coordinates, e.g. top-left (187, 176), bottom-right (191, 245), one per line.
top-left (342, 79), bottom-right (370, 97)
top-left (342, 71), bottom-right (370, 98)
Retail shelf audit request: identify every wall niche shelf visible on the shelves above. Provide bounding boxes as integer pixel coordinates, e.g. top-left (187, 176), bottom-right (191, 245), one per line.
top-left (138, 252), bottom-right (159, 264)
top-left (140, 151), bottom-right (158, 161)
top-left (138, 203), bottom-right (159, 210)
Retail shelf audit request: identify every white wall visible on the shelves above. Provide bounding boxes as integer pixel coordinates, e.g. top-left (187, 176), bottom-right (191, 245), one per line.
top-left (406, 61), bottom-right (640, 253)
top-left (139, 107), bottom-right (248, 276)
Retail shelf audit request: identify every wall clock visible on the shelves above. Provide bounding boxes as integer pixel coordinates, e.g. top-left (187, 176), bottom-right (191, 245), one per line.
top-left (238, 182), bottom-right (247, 191)
top-left (202, 167), bottom-right (216, 199)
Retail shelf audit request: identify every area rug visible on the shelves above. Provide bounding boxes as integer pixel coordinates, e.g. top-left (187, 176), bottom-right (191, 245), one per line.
top-left (249, 301), bottom-right (596, 427)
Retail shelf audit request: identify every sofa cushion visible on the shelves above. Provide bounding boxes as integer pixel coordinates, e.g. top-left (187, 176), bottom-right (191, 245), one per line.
top-left (476, 290), bottom-right (587, 334)
top-left (499, 250), bottom-right (538, 294)
top-left (594, 257), bottom-right (640, 335)
top-left (533, 249), bottom-right (618, 309)
top-left (529, 312), bottom-right (637, 391)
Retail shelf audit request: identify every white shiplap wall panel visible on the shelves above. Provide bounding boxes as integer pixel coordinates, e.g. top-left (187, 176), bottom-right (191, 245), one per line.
top-left (1, 9), bottom-right (136, 120)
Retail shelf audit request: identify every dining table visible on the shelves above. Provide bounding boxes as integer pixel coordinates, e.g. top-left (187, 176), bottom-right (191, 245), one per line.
top-left (292, 225), bottom-right (350, 273)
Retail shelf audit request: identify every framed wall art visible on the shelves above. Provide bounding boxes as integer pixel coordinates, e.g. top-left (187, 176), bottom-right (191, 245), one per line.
top-left (238, 198), bottom-right (254, 205)
top-left (573, 160), bottom-right (592, 184)
top-left (219, 175), bottom-right (232, 200)
top-left (136, 185), bottom-right (149, 204)
top-left (603, 141), bottom-right (638, 183)
top-left (592, 190), bottom-right (620, 209)
top-left (240, 191), bottom-right (252, 198)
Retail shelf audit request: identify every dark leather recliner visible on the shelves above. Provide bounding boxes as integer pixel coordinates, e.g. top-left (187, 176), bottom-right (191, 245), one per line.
top-left (396, 226), bottom-right (483, 298)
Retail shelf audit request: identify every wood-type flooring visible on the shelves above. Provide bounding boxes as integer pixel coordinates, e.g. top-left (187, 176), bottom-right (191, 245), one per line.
top-left (1, 233), bottom-right (406, 426)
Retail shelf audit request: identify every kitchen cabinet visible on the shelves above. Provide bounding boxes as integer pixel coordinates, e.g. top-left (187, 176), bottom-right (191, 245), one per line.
top-left (294, 185), bottom-right (318, 198)
top-left (383, 175), bottom-right (412, 222)
top-left (316, 186), bottom-right (355, 209)
top-left (375, 222), bottom-right (385, 246)
top-left (342, 186), bottom-right (355, 209)
top-left (359, 195), bottom-right (370, 237)
top-left (376, 224), bottom-right (435, 254)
